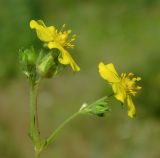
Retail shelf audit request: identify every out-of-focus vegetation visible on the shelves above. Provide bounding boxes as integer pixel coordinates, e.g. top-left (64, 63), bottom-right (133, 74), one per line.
top-left (0, 0), bottom-right (160, 158)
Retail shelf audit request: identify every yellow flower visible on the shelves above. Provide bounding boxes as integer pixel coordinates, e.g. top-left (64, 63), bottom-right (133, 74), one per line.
top-left (98, 62), bottom-right (142, 118)
top-left (30, 20), bottom-right (80, 72)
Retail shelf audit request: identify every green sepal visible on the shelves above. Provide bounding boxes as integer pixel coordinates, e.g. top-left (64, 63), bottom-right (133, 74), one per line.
top-left (36, 49), bottom-right (65, 78)
top-left (79, 96), bottom-right (110, 117)
top-left (19, 47), bottom-right (38, 79)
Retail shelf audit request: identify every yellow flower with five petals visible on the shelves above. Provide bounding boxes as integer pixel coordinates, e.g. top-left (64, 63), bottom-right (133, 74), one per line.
top-left (29, 20), bottom-right (80, 72)
top-left (98, 62), bottom-right (141, 118)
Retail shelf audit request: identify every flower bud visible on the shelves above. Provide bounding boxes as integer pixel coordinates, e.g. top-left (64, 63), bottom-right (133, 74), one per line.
top-left (19, 47), bottom-right (37, 77)
top-left (37, 53), bottom-right (56, 78)
top-left (79, 96), bottom-right (110, 117)
top-left (20, 47), bottom-right (37, 65)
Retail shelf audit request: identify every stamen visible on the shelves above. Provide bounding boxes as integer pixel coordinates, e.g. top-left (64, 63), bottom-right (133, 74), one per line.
top-left (128, 72), bottom-right (134, 77)
top-left (120, 72), bottom-right (141, 96)
top-left (59, 24), bottom-right (66, 32)
top-left (136, 77), bottom-right (141, 81)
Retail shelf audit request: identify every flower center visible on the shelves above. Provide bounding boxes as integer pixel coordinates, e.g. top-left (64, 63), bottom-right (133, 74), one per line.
top-left (120, 73), bottom-right (141, 96)
top-left (54, 25), bottom-right (76, 49)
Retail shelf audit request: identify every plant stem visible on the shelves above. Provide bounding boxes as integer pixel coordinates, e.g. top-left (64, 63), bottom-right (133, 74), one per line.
top-left (29, 82), bottom-right (41, 147)
top-left (35, 150), bottom-right (40, 158)
top-left (45, 111), bottom-right (80, 148)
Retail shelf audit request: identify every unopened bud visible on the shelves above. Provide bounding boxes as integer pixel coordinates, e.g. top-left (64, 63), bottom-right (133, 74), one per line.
top-left (20, 47), bottom-right (37, 65)
top-left (79, 96), bottom-right (110, 117)
top-left (37, 54), bottom-right (56, 78)
top-left (19, 47), bottom-right (37, 78)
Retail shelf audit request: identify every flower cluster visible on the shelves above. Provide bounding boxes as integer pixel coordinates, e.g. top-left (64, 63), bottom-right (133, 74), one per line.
top-left (20, 19), bottom-right (142, 118)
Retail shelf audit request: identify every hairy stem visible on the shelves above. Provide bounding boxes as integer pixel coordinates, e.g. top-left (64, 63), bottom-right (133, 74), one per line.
top-left (35, 150), bottom-right (40, 158)
top-left (29, 82), bottom-right (41, 151)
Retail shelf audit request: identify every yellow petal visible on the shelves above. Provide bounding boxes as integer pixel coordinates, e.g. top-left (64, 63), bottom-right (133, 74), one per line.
top-left (37, 20), bottom-right (46, 27)
top-left (30, 20), bottom-right (38, 29)
top-left (112, 83), bottom-right (126, 103)
top-left (98, 62), bottom-right (120, 83)
top-left (126, 96), bottom-right (136, 118)
top-left (29, 20), bottom-right (55, 42)
top-left (48, 42), bottom-right (80, 72)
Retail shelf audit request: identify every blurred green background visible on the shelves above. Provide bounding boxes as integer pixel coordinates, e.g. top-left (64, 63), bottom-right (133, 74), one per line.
top-left (0, 0), bottom-right (160, 158)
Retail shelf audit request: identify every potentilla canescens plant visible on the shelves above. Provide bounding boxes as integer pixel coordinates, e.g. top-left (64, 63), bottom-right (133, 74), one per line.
top-left (19, 19), bottom-right (141, 158)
